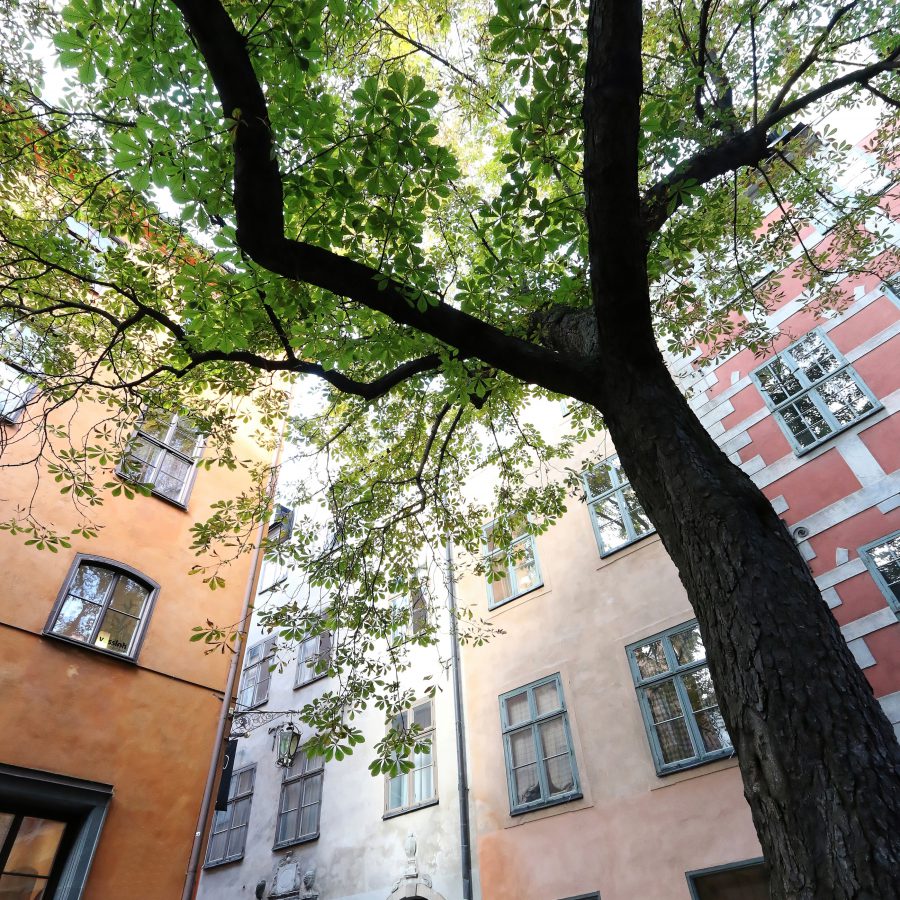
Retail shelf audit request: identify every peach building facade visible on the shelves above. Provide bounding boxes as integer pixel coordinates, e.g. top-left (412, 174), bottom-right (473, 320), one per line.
top-left (0, 397), bottom-right (271, 899)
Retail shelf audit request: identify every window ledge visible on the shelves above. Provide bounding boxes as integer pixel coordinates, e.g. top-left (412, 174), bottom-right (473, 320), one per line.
top-left (510, 790), bottom-right (582, 817)
top-left (293, 672), bottom-right (329, 691)
top-left (114, 470), bottom-right (190, 510)
top-left (488, 581), bottom-right (545, 611)
top-left (792, 404), bottom-right (883, 457)
top-left (598, 530), bottom-right (657, 560)
top-left (654, 748), bottom-right (736, 778)
top-left (273, 833), bottom-right (319, 851)
top-left (382, 797), bottom-right (439, 820)
top-left (203, 854), bottom-right (245, 870)
top-left (42, 631), bottom-right (139, 664)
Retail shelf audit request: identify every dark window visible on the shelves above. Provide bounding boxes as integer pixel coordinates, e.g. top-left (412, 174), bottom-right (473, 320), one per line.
top-left (687, 859), bottom-right (770, 899)
top-left (500, 674), bottom-right (580, 814)
top-left (385, 700), bottom-right (436, 815)
top-left (627, 622), bottom-right (732, 774)
top-left (45, 556), bottom-right (157, 660)
top-left (275, 750), bottom-right (324, 847)
top-left (237, 637), bottom-right (276, 709)
top-left (267, 504), bottom-right (294, 546)
top-left (120, 411), bottom-right (202, 506)
top-left (205, 765), bottom-right (255, 867)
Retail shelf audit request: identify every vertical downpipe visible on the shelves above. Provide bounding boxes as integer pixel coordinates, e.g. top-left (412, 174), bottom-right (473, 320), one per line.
top-left (446, 538), bottom-right (474, 899)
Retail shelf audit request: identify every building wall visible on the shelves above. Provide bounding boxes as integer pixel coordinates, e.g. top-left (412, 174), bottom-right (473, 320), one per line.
top-left (196, 557), bottom-right (465, 900)
top-left (0, 400), bottom-right (268, 899)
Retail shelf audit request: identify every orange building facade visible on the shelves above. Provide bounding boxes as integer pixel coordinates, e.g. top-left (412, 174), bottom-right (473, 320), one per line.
top-left (0, 396), bottom-right (271, 898)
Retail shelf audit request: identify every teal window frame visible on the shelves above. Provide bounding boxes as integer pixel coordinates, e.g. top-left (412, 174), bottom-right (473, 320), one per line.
top-left (626, 621), bottom-right (733, 776)
top-left (583, 455), bottom-right (654, 557)
top-left (859, 530), bottom-right (900, 618)
top-left (483, 520), bottom-right (543, 609)
top-left (499, 674), bottom-right (581, 815)
top-left (750, 328), bottom-right (881, 456)
top-left (686, 857), bottom-right (768, 899)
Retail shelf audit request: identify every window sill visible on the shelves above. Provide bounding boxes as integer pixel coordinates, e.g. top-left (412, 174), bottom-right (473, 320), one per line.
top-left (488, 581), bottom-right (545, 611)
top-left (273, 833), bottom-right (319, 851)
top-left (42, 631), bottom-right (139, 664)
top-left (510, 790), bottom-right (582, 817)
top-left (791, 405), bottom-right (883, 457)
top-left (382, 797), bottom-right (439, 820)
top-left (203, 854), bottom-right (245, 870)
top-left (293, 672), bottom-right (329, 691)
top-left (598, 530), bottom-right (656, 560)
top-left (654, 748), bottom-right (735, 778)
top-left (114, 471), bottom-right (190, 510)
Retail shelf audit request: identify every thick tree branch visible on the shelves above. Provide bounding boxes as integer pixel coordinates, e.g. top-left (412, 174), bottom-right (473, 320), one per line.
top-left (641, 48), bottom-right (900, 234)
top-left (167, 0), bottom-right (593, 400)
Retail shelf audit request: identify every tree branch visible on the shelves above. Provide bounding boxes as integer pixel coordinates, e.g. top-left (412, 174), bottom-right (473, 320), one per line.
top-left (167, 0), bottom-right (593, 400)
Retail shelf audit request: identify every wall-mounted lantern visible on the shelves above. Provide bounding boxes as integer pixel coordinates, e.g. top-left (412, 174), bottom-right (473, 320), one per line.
top-left (275, 722), bottom-right (301, 768)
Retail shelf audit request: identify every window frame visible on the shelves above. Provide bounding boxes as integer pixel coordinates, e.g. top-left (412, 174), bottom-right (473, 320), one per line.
top-left (237, 637), bottom-right (277, 710)
top-left (273, 748), bottom-right (324, 849)
top-left (383, 699), bottom-right (438, 819)
top-left (626, 621), bottom-right (733, 776)
top-left (293, 630), bottom-right (332, 689)
top-left (750, 328), bottom-right (881, 456)
top-left (0, 361), bottom-right (35, 425)
top-left (583, 454), bottom-right (655, 557)
top-left (203, 764), bottom-right (255, 868)
top-left (118, 411), bottom-right (204, 508)
top-left (685, 857), bottom-right (768, 900)
top-left (482, 519), bottom-right (544, 610)
top-left (499, 674), bottom-right (582, 816)
top-left (859, 529), bottom-right (900, 618)
top-left (43, 554), bottom-right (159, 663)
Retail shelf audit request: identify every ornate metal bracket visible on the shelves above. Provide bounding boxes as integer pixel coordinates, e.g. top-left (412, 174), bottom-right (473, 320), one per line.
top-left (229, 708), bottom-right (295, 737)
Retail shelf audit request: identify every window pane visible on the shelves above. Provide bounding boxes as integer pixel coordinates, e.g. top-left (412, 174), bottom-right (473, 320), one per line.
top-left (281, 781), bottom-right (302, 813)
top-left (302, 753), bottom-right (324, 775)
top-left (121, 437), bottom-right (160, 482)
top-left (69, 564), bottom-right (115, 603)
top-left (5, 817), bottom-right (65, 877)
top-left (153, 451), bottom-right (191, 500)
top-left (301, 773), bottom-right (323, 808)
top-left (816, 372), bottom-right (873, 425)
top-left (792, 332), bottom-right (839, 382)
top-left (585, 463), bottom-right (613, 498)
top-left (51, 596), bottom-right (102, 643)
top-left (692, 863), bottom-right (770, 899)
top-left (539, 717), bottom-right (568, 759)
top-left (655, 717), bottom-right (695, 763)
top-left (757, 358), bottom-right (802, 404)
top-left (231, 798), bottom-right (251, 828)
top-left (781, 395), bottom-right (832, 446)
top-left (544, 754), bottom-right (575, 795)
top-left (138, 414), bottom-right (173, 442)
top-left (514, 764), bottom-right (541, 804)
top-left (109, 576), bottom-right (148, 616)
top-left (388, 773), bottom-right (408, 810)
top-left (207, 830), bottom-right (227, 863)
top-left (211, 809), bottom-right (230, 833)
top-left (622, 486), bottom-right (652, 537)
top-left (505, 691), bottom-right (530, 726)
top-left (0, 873), bottom-right (49, 899)
top-left (870, 536), bottom-right (900, 600)
top-left (683, 668), bottom-right (732, 753)
top-left (509, 729), bottom-right (537, 767)
top-left (533, 682), bottom-right (560, 715)
top-left (169, 420), bottom-right (199, 456)
top-left (645, 680), bottom-right (685, 724)
top-left (277, 809), bottom-right (298, 844)
top-left (413, 759), bottom-right (434, 803)
top-left (225, 824), bottom-right (246, 859)
top-left (236, 769), bottom-right (254, 796)
top-left (412, 702), bottom-right (432, 730)
top-left (510, 541), bottom-right (539, 594)
top-left (670, 625), bottom-right (705, 666)
top-left (489, 562), bottom-right (513, 605)
top-left (0, 813), bottom-right (12, 848)
top-left (95, 608), bottom-right (139, 655)
top-left (633, 640), bottom-right (668, 679)
top-left (593, 497), bottom-right (628, 551)
top-left (694, 708), bottom-right (732, 753)
top-left (299, 802), bottom-right (319, 837)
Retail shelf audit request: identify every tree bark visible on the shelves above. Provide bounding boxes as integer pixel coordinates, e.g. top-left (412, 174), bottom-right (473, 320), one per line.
top-left (590, 343), bottom-right (900, 899)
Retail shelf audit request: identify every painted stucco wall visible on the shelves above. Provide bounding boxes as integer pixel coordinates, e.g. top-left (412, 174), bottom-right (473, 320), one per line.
top-left (0, 401), bottom-right (269, 899)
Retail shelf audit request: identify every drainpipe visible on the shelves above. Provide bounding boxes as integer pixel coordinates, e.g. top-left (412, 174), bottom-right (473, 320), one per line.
top-left (181, 436), bottom-right (284, 900)
top-left (446, 538), bottom-right (474, 900)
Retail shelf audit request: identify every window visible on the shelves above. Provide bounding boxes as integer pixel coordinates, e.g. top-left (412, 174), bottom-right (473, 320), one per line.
top-left (390, 582), bottom-right (429, 642)
top-left (267, 504), bottom-right (294, 546)
top-left (483, 521), bottom-right (542, 608)
top-left (583, 455), bottom-right (653, 556)
top-left (237, 637), bottom-right (276, 709)
top-left (120, 411), bottom-right (203, 505)
top-left (385, 700), bottom-right (436, 816)
top-left (45, 556), bottom-right (157, 660)
top-left (859, 531), bottom-right (900, 616)
top-left (0, 321), bottom-right (41, 424)
top-left (752, 329), bottom-right (879, 453)
top-left (205, 765), bottom-right (255, 867)
top-left (275, 750), bottom-right (324, 847)
top-left (0, 763), bottom-right (111, 900)
top-left (499, 675), bottom-right (580, 814)
top-left (0, 362), bottom-right (30, 423)
top-left (294, 630), bottom-right (332, 688)
top-left (627, 621), bottom-right (732, 775)
top-left (687, 859), bottom-right (769, 899)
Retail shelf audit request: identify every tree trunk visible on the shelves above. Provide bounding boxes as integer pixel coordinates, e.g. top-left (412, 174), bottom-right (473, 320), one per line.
top-left (591, 344), bottom-right (900, 898)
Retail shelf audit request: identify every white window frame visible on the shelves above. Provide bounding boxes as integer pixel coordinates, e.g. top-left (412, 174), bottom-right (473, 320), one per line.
top-left (294, 630), bottom-right (332, 688)
top-left (237, 637), bottom-right (276, 710)
top-left (384, 699), bottom-right (437, 817)
top-left (751, 328), bottom-right (880, 455)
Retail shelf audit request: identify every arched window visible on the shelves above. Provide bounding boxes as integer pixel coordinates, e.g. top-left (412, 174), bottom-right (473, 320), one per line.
top-left (45, 556), bottom-right (159, 660)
